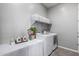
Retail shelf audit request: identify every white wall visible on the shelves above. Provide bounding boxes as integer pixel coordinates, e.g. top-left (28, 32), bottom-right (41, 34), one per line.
top-left (0, 3), bottom-right (47, 44)
top-left (48, 3), bottom-right (78, 50)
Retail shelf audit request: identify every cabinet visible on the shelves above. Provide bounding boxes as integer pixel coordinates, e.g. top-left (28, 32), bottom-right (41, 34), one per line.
top-left (3, 39), bottom-right (44, 56)
top-left (32, 14), bottom-right (51, 24)
top-left (4, 47), bottom-right (28, 56)
top-left (28, 40), bottom-right (43, 56)
top-left (1, 33), bottom-right (57, 56)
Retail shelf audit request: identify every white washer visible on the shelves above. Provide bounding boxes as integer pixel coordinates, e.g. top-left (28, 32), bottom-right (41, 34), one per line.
top-left (36, 33), bottom-right (57, 56)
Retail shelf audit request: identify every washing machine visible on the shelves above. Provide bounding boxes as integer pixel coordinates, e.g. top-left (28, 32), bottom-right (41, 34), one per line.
top-left (36, 33), bottom-right (58, 56)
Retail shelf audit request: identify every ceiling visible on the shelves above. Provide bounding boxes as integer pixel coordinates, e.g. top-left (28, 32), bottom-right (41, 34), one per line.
top-left (42, 3), bottom-right (59, 8)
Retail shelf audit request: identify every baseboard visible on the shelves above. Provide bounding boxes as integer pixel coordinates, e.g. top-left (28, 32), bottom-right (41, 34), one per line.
top-left (58, 46), bottom-right (79, 54)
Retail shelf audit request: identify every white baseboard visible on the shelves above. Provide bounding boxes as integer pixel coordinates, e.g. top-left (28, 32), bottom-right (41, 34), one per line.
top-left (58, 46), bottom-right (79, 54)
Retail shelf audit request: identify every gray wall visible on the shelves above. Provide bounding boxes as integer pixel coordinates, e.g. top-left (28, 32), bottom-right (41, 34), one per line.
top-left (48, 3), bottom-right (78, 50)
top-left (0, 3), bottom-right (47, 44)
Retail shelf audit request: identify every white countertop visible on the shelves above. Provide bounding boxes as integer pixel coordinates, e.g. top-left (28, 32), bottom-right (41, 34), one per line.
top-left (0, 39), bottom-right (43, 56)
